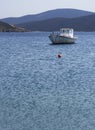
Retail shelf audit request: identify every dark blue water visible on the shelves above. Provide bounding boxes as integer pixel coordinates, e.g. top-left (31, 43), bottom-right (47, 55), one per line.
top-left (0, 32), bottom-right (95, 130)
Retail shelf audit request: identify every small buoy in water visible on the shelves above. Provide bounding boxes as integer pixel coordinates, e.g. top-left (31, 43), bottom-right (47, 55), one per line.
top-left (58, 54), bottom-right (62, 58)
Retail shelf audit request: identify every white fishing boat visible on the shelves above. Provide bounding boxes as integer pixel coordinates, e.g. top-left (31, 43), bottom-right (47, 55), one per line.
top-left (49, 28), bottom-right (77, 44)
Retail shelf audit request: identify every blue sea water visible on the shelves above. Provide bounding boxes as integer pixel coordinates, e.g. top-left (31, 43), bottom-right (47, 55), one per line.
top-left (0, 32), bottom-right (95, 130)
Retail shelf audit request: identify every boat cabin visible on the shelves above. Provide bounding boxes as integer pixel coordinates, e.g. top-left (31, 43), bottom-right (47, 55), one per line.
top-left (60, 28), bottom-right (74, 38)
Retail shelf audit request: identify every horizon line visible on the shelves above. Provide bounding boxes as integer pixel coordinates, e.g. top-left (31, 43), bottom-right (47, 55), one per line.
top-left (0, 8), bottom-right (95, 19)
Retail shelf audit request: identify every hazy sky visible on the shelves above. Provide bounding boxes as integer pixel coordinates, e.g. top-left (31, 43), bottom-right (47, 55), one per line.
top-left (0, 0), bottom-right (95, 18)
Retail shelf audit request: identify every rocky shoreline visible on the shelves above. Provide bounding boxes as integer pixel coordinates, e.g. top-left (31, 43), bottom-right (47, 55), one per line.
top-left (0, 21), bottom-right (29, 32)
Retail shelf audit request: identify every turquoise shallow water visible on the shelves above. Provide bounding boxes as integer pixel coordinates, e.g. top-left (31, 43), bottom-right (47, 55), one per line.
top-left (0, 32), bottom-right (95, 130)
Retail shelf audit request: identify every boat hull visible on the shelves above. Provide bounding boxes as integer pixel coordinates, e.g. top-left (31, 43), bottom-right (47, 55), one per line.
top-left (49, 34), bottom-right (77, 44)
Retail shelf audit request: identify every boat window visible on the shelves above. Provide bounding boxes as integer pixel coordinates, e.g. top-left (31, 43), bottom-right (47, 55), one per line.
top-left (60, 29), bottom-right (74, 37)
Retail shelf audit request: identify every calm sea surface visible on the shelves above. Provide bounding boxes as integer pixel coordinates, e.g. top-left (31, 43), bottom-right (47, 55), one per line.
top-left (0, 32), bottom-right (95, 130)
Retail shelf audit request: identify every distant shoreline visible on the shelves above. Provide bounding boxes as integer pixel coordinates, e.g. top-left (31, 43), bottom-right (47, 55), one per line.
top-left (0, 9), bottom-right (95, 32)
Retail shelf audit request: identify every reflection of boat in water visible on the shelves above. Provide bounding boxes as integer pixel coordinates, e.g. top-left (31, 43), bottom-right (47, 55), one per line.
top-left (49, 28), bottom-right (77, 44)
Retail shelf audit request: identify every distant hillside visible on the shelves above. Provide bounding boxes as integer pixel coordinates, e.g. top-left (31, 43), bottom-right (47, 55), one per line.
top-left (0, 9), bottom-right (94, 24)
top-left (0, 21), bottom-right (29, 32)
top-left (17, 14), bottom-right (95, 31)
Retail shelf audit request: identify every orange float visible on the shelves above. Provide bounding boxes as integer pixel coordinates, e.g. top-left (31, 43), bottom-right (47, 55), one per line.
top-left (58, 54), bottom-right (62, 58)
